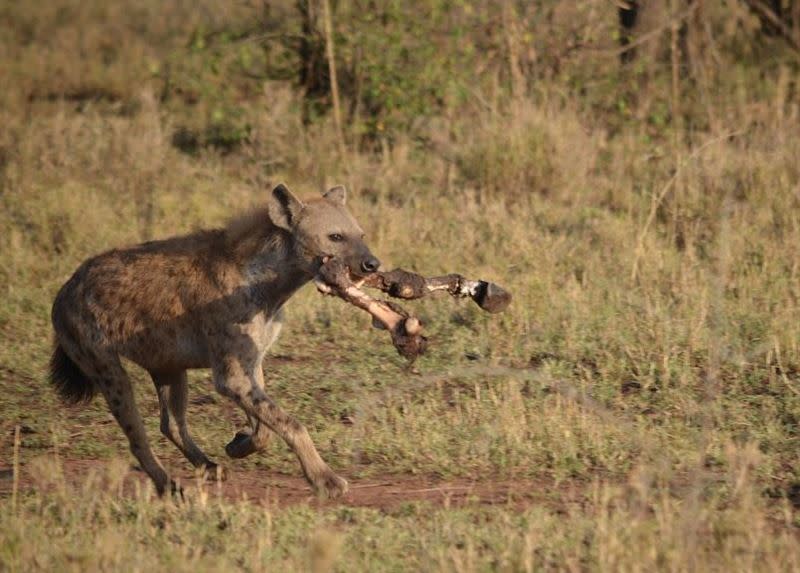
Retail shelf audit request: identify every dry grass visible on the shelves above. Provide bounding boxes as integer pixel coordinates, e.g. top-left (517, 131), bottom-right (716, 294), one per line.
top-left (1, 1), bottom-right (800, 570)
top-left (2, 451), bottom-right (798, 572)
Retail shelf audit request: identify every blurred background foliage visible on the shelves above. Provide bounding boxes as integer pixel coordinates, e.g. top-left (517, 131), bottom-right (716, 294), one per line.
top-left (2, 0), bottom-right (798, 152)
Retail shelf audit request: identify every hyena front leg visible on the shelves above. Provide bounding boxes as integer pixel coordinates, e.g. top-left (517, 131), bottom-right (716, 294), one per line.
top-left (151, 370), bottom-right (223, 479)
top-left (225, 414), bottom-right (272, 459)
top-left (225, 312), bottom-right (282, 459)
top-left (212, 350), bottom-right (348, 499)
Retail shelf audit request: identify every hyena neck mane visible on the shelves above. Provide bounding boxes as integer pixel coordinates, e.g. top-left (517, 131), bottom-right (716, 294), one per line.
top-left (223, 207), bottom-right (311, 296)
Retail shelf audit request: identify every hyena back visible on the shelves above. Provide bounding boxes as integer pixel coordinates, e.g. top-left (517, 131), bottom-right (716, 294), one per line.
top-left (50, 184), bottom-right (380, 498)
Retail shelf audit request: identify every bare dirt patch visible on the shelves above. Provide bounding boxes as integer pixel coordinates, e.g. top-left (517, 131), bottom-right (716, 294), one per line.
top-left (0, 458), bottom-right (579, 512)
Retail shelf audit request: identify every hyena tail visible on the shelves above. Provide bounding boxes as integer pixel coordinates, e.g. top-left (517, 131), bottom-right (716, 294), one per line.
top-left (49, 344), bottom-right (95, 405)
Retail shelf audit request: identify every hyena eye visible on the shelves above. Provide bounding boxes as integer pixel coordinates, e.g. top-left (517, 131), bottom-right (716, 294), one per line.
top-left (328, 233), bottom-right (344, 242)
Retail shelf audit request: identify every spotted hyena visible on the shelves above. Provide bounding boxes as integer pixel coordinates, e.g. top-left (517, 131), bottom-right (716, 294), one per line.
top-left (50, 184), bottom-right (380, 498)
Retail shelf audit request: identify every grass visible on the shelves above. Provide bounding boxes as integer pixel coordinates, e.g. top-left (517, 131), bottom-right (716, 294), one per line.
top-left (3, 463), bottom-right (797, 572)
top-left (2, 0), bottom-right (800, 570)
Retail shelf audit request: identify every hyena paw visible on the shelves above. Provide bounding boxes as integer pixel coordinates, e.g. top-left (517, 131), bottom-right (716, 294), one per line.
top-left (225, 431), bottom-right (259, 459)
top-left (312, 472), bottom-right (349, 500)
top-left (201, 462), bottom-right (228, 482)
top-left (162, 479), bottom-right (184, 501)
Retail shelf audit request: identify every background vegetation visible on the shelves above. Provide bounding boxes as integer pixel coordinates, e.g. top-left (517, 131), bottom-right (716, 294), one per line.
top-left (1, 0), bottom-right (799, 570)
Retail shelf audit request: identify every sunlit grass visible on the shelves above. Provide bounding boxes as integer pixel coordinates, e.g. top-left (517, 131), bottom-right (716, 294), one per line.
top-left (1, 1), bottom-right (800, 570)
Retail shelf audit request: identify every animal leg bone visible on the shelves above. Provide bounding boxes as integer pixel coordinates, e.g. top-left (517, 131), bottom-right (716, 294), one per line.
top-left (315, 259), bottom-right (427, 361)
top-left (362, 269), bottom-right (512, 314)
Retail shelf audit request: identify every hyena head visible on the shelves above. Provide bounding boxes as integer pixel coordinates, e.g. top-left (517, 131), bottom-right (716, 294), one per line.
top-left (267, 183), bottom-right (381, 277)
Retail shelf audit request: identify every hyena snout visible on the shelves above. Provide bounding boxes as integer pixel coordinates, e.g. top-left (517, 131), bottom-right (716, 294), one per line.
top-left (347, 246), bottom-right (380, 277)
top-left (361, 254), bottom-right (380, 274)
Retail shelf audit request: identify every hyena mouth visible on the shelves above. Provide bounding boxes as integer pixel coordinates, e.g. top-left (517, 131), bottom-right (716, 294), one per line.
top-left (317, 256), bottom-right (366, 288)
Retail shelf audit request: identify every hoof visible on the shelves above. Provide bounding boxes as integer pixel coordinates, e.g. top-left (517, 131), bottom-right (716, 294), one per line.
top-left (312, 472), bottom-right (349, 500)
top-left (225, 431), bottom-right (258, 459)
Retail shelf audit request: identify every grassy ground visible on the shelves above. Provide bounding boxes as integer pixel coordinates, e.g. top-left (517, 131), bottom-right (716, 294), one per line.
top-left (1, 1), bottom-right (800, 571)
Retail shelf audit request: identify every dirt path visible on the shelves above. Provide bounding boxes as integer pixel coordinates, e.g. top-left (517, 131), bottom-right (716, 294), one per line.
top-left (0, 458), bottom-right (575, 512)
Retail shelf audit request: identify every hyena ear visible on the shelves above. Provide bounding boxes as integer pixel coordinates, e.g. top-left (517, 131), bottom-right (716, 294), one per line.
top-left (322, 185), bottom-right (347, 206)
top-left (268, 183), bottom-right (305, 231)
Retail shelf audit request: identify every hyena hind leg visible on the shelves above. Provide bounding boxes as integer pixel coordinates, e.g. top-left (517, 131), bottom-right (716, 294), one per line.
top-left (94, 359), bottom-right (176, 496)
top-left (151, 370), bottom-right (224, 480)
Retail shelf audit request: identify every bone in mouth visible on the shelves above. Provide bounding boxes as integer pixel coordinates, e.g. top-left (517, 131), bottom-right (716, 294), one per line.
top-left (315, 259), bottom-right (427, 361)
